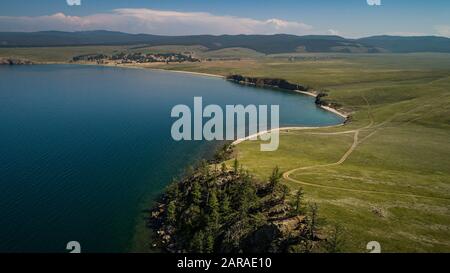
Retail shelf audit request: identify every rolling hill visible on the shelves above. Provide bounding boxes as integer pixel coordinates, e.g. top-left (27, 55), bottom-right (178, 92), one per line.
top-left (0, 31), bottom-right (449, 54)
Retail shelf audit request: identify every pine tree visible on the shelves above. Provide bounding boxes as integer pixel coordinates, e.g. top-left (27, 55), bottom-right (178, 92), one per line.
top-left (191, 180), bottom-right (202, 206)
top-left (200, 159), bottom-right (210, 178)
top-left (295, 188), bottom-right (304, 213)
top-left (191, 231), bottom-right (205, 253)
top-left (269, 166), bottom-right (282, 192)
top-left (166, 181), bottom-right (180, 200)
top-left (221, 193), bottom-right (231, 217)
top-left (281, 185), bottom-right (290, 201)
top-left (208, 189), bottom-right (220, 230)
top-left (325, 224), bottom-right (345, 253)
top-left (308, 203), bottom-right (319, 240)
top-left (204, 230), bottom-right (215, 253)
top-left (233, 158), bottom-right (239, 174)
top-left (238, 176), bottom-right (256, 218)
top-left (221, 162), bottom-right (227, 173)
top-left (167, 201), bottom-right (176, 224)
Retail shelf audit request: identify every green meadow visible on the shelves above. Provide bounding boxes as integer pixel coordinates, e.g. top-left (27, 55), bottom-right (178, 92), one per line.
top-left (142, 52), bottom-right (450, 252)
top-left (217, 53), bottom-right (450, 252)
top-left (0, 45), bottom-right (135, 62)
top-left (0, 45), bottom-right (262, 62)
top-left (1, 46), bottom-right (449, 252)
top-left (160, 52), bottom-right (450, 252)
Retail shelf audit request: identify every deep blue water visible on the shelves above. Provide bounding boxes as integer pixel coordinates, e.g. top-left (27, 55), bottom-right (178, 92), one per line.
top-left (0, 65), bottom-right (343, 252)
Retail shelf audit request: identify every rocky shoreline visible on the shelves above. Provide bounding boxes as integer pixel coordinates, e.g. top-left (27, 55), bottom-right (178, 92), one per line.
top-left (226, 74), bottom-right (309, 92)
top-left (149, 157), bottom-right (332, 253)
top-left (226, 74), bottom-right (349, 120)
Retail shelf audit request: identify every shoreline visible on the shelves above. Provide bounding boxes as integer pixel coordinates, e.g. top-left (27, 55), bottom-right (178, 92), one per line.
top-left (5, 61), bottom-right (349, 252)
top-left (291, 90), bottom-right (348, 119)
top-left (231, 124), bottom-right (344, 146)
top-left (23, 61), bottom-right (349, 120)
top-left (34, 61), bottom-right (351, 147)
top-left (40, 61), bottom-right (225, 79)
top-left (133, 67), bottom-right (225, 78)
top-left (11, 61), bottom-right (349, 147)
top-left (224, 75), bottom-right (349, 120)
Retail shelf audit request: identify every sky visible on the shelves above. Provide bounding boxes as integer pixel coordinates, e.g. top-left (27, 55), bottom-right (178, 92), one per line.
top-left (0, 0), bottom-right (449, 38)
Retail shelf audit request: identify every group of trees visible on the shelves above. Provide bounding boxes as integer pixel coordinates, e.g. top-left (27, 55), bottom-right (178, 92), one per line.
top-left (226, 75), bottom-right (309, 92)
top-left (150, 156), bottom-right (345, 253)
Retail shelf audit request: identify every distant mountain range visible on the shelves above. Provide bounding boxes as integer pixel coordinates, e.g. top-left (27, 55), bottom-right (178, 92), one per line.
top-left (1, 31), bottom-right (449, 54)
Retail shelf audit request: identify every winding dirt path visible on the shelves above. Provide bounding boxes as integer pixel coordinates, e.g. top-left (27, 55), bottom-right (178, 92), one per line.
top-left (281, 96), bottom-right (450, 201)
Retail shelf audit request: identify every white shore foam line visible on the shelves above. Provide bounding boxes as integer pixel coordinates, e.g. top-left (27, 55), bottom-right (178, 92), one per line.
top-left (112, 64), bottom-right (225, 78)
top-left (294, 90), bottom-right (348, 118)
top-left (144, 68), bottom-right (225, 78)
top-left (293, 90), bottom-right (317, 97)
top-left (56, 62), bottom-right (225, 79)
top-left (231, 124), bottom-right (344, 146)
top-left (320, 105), bottom-right (348, 118)
top-left (226, 83), bottom-right (348, 119)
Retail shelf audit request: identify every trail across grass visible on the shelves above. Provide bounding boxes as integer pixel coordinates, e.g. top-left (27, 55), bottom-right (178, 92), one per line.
top-left (219, 54), bottom-right (450, 252)
top-left (282, 98), bottom-right (450, 202)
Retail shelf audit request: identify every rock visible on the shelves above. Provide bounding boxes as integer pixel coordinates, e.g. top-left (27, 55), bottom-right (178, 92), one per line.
top-left (371, 206), bottom-right (387, 218)
top-left (315, 92), bottom-right (328, 105)
top-left (241, 223), bottom-right (282, 252)
top-left (315, 232), bottom-right (328, 241)
top-left (267, 203), bottom-right (292, 218)
top-left (274, 215), bottom-right (306, 235)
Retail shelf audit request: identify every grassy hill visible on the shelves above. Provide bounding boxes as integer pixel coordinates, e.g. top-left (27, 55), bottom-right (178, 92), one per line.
top-left (0, 45), bottom-right (264, 63)
top-left (0, 45), bottom-right (131, 62)
top-left (358, 36), bottom-right (450, 53)
top-left (1, 31), bottom-right (450, 54)
top-left (234, 55), bottom-right (450, 252)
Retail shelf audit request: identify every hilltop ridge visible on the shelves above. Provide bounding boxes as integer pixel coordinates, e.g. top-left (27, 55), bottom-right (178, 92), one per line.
top-left (1, 31), bottom-right (450, 54)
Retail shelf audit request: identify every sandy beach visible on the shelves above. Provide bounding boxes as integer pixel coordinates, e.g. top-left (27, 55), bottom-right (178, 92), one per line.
top-left (231, 124), bottom-right (345, 146)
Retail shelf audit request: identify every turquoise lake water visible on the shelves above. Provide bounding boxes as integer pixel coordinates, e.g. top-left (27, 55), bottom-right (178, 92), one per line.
top-left (0, 65), bottom-right (343, 252)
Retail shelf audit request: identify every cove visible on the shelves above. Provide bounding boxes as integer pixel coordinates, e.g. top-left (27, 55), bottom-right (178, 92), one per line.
top-left (0, 64), bottom-right (343, 252)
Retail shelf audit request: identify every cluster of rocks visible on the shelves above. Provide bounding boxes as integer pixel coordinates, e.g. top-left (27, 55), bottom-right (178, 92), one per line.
top-left (315, 91), bottom-right (342, 109)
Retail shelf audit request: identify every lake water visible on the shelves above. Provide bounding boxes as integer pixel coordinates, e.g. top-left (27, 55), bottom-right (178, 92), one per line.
top-left (0, 65), bottom-right (343, 252)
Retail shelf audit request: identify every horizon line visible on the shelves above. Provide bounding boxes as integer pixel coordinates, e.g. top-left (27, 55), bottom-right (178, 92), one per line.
top-left (0, 30), bottom-right (449, 40)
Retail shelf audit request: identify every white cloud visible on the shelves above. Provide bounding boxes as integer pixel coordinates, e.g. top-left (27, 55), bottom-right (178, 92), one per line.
top-left (434, 25), bottom-right (450, 37)
top-left (328, 29), bottom-right (340, 36)
top-left (385, 31), bottom-right (427, 37)
top-left (0, 8), bottom-right (314, 35)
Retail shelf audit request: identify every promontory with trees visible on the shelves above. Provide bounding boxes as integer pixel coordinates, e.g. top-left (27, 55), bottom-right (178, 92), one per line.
top-left (149, 144), bottom-right (344, 253)
top-left (226, 74), bottom-right (309, 91)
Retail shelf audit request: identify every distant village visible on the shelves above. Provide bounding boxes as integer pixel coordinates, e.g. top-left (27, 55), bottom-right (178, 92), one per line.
top-left (71, 52), bottom-right (201, 64)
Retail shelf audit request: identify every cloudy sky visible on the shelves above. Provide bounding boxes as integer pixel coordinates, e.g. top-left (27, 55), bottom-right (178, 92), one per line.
top-left (0, 0), bottom-right (449, 38)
